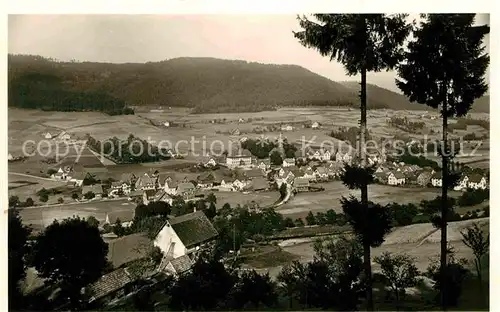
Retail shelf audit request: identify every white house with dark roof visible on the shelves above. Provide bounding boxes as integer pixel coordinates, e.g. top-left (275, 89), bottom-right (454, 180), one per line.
top-left (431, 172), bottom-right (443, 187)
top-left (388, 172), bottom-right (406, 186)
top-left (257, 159), bottom-right (271, 171)
top-left (154, 211), bottom-right (218, 272)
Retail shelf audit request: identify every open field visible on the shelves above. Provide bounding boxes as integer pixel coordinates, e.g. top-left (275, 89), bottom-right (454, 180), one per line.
top-left (17, 198), bottom-right (133, 231)
top-left (8, 173), bottom-right (70, 203)
top-left (10, 107), bottom-right (490, 160)
top-left (213, 190), bottom-right (279, 209)
top-left (276, 180), bottom-right (463, 220)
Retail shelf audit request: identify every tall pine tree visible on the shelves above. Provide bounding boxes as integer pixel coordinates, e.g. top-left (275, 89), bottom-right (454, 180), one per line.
top-left (396, 14), bottom-right (489, 310)
top-left (294, 14), bottom-right (411, 310)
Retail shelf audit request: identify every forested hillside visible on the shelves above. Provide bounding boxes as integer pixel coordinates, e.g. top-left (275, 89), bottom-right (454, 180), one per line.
top-left (8, 54), bottom-right (489, 114)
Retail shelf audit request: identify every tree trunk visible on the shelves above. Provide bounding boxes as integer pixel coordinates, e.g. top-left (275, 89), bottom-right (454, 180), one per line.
top-left (440, 97), bottom-right (449, 311)
top-left (360, 66), bottom-right (373, 311)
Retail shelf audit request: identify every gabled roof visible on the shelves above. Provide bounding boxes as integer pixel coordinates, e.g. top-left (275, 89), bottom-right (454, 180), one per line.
top-left (87, 268), bottom-right (133, 302)
top-left (294, 177), bottom-right (310, 187)
top-left (417, 171), bottom-right (433, 180)
top-left (391, 171), bottom-right (406, 179)
top-left (168, 255), bottom-right (193, 274)
top-left (106, 210), bottom-right (135, 224)
top-left (227, 148), bottom-right (252, 158)
top-left (157, 173), bottom-right (171, 185)
top-left (168, 211), bottom-right (218, 249)
top-left (106, 233), bottom-right (151, 268)
top-left (468, 174), bottom-right (485, 183)
top-left (82, 184), bottom-right (104, 194)
top-left (315, 167), bottom-right (328, 174)
top-left (128, 190), bottom-right (143, 197)
top-left (120, 173), bottom-right (137, 183)
top-left (250, 177), bottom-right (269, 191)
top-left (144, 189), bottom-right (157, 198)
top-left (245, 168), bottom-right (264, 178)
top-left (177, 182), bottom-right (195, 194)
top-left (136, 175), bottom-right (156, 187)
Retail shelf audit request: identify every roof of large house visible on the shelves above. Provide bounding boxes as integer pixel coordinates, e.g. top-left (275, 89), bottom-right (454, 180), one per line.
top-left (294, 177), bottom-right (310, 187)
top-left (128, 190), bottom-right (143, 197)
top-left (316, 167), bottom-right (328, 174)
top-left (106, 233), bottom-right (152, 268)
top-left (168, 255), bottom-right (193, 274)
top-left (245, 168), bottom-right (264, 178)
top-left (167, 211), bottom-right (218, 249)
top-left (82, 184), bottom-right (104, 194)
top-left (106, 210), bottom-right (135, 224)
top-left (227, 148), bottom-right (252, 158)
top-left (135, 175), bottom-right (157, 186)
top-left (468, 174), bottom-right (484, 183)
top-left (157, 173), bottom-right (171, 185)
top-left (87, 268), bottom-right (133, 302)
top-left (177, 182), bottom-right (195, 194)
top-left (391, 171), bottom-right (406, 179)
top-left (120, 173), bottom-right (137, 183)
top-left (418, 171), bottom-right (433, 180)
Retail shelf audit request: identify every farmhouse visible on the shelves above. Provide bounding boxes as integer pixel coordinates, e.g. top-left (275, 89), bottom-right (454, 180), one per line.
top-left (467, 174), bottom-right (488, 190)
top-left (388, 172), bottom-right (406, 186)
top-left (106, 233), bottom-right (152, 268)
top-left (431, 172), bottom-right (443, 187)
top-left (225, 149), bottom-right (253, 169)
top-left (177, 182), bottom-right (196, 199)
top-left (250, 177), bottom-right (269, 192)
top-left (162, 254), bottom-right (194, 276)
top-left (294, 177), bottom-right (310, 192)
top-left (82, 184), bottom-right (104, 198)
top-left (110, 181), bottom-right (131, 195)
top-left (105, 210), bottom-right (135, 227)
top-left (152, 190), bottom-right (174, 205)
top-left (314, 167), bottom-right (329, 180)
top-left (311, 122), bottom-right (320, 129)
top-left (417, 171), bottom-right (433, 187)
top-left (244, 168), bottom-right (265, 179)
top-left (135, 174), bottom-right (157, 191)
top-left (374, 172), bottom-right (388, 184)
top-left (282, 158), bottom-right (296, 167)
top-left (85, 267), bottom-right (139, 306)
top-left (142, 189), bottom-right (158, 205)
top-left (154, 211), bottom-right (218, 267)
top-left (120, 173), bottom-right (138, 185)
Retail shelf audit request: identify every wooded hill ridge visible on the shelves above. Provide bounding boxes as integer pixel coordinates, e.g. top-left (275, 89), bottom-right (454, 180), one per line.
top-left (8, 54), bottom-right (489, 114)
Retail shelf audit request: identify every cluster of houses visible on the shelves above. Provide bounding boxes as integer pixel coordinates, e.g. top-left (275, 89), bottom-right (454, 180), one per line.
top-left (85, 210), bottom-right (220, 306)
top-left (373, 162), bottom-right (489, 190)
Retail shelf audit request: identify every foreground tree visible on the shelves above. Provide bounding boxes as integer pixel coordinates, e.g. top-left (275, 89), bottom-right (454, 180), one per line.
top-left (229, 270), bottom-right (278, 309)
top-left (374, 252), bottom-right (420, 310)
top-left (31, 217), bottom-right (109, 310)
top-left (396, 14), bottom-right (489, 309)
top-left (8, 209), bottom-right (32, 310)
top-left (294, 14), bottom-right (411, 310)
top-left (460, 222), bottom-right (489, 300)
top-left (168, 256), bottom-right (237, 310)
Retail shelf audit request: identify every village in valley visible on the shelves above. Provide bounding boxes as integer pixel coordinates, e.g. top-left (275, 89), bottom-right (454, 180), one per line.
top-left (7, 13), bottom-right (490, 312)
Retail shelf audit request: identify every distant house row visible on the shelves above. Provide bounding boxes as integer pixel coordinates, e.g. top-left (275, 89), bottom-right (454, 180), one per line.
top-left (373, 162), bottom-right (488, 190)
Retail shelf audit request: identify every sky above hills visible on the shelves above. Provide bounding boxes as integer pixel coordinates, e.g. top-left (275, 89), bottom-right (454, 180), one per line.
top-left (8, 14), bottom-right (490, 93)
